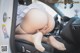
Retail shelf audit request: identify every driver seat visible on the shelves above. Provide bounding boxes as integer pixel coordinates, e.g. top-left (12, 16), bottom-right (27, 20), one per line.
top-left (15, 38), bottom-right (54, 53)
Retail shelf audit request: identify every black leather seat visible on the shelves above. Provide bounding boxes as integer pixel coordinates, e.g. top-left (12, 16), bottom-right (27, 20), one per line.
top-left (15, 38), bottom-right (54, 53)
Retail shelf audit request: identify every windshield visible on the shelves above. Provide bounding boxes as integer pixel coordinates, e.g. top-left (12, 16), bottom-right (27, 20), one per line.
top-left (42, 0), bottom-right (80, 18)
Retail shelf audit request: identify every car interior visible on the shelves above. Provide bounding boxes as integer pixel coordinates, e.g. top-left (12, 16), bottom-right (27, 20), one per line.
top-left (13, 0), bottom-right (80, 53)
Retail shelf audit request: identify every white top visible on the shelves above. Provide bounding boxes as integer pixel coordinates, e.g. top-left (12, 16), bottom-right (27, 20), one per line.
top-left (17, 1), bottom-right (57, 25)
top-left (17, 3), bottom-right (45, 25)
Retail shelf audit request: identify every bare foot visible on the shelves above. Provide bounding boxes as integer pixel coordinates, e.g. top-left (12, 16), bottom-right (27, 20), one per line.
top-left (49, 36), bottom-right (66, 51)
top-left (32, 32), bottom-right (45, 52)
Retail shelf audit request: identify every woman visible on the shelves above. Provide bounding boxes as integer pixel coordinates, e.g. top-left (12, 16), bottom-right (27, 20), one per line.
top-left (15, 1), bottom-right (66, 52)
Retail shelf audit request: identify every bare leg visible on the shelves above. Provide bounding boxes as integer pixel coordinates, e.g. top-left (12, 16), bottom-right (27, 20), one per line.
top-left (15, 32), bottom-right (45, 52)
top-left (16, 25), bottom-right (65, 51)
top-left (32, 32), bottom-right (45, 52)
top-left (16, 25), bottom-right (45, 52)
top-left (48, 36), bottom-right (66, 51)
top-left (42, 36), bottom-right (66, 51)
